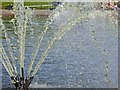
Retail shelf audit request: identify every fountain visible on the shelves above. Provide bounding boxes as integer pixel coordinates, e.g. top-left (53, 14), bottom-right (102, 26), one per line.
top-left (1, 1), bottom-right (88, 89)
top-left (0, 0), bottom-right (118, 89)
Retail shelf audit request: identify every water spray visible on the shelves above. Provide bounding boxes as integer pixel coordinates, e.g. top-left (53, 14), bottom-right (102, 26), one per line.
top-left (1, 1), bottom-right (117, 89)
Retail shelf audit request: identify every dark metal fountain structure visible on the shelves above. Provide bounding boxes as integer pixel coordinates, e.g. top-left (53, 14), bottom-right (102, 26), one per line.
top-left (11, 68), bottom-right (34, 90)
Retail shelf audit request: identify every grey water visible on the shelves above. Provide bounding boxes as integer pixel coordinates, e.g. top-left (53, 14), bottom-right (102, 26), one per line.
top-left (2, 10), bottom-right (118, 88)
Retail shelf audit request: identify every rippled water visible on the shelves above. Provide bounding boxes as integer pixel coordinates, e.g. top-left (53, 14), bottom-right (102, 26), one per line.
top-left (2, 10), bottom-right (118, 88)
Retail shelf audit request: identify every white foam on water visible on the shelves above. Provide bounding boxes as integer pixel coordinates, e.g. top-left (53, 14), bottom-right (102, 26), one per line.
top-left (30, 82), bottom-right (56, 88)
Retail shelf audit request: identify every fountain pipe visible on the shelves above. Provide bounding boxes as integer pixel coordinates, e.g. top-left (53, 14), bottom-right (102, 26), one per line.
top-left (11, 76), bottom-right (34, 90)
top-left (21, 68), bottom-right (24, 81)
top-left (11, 68), bottom-right (33, 90)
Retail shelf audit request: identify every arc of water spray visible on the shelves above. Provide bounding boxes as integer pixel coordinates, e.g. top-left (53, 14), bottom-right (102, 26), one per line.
top-left (14, 0), bottom-right (27, 78)
top-left (0, 46), bottom-right (15, 76)
top-left (2, 24), bottom-right (18, 75)
top-left (89, 23), bottom-right (111, 83)
top-left (1, 55), bottom-right (13, 77)
top-left (27, 26), bottom-right (48, 76)
top-left (27, 2), bottom-right (78, 76)
top-left (27, 3), bottom-right (67, 76)
top-left (31, 11), bottom-right (86, 77)
top-left (0, 17), bottom-right (17, 76)
top-left (27, 3), bottom-right (86, 76)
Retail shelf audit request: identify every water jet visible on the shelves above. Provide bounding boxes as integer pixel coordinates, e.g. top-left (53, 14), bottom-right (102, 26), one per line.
top-left (1, 0), bottom-right (118, 89)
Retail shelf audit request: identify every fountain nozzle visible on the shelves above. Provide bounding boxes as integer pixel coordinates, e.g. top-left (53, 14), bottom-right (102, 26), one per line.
top-left (11, 76), bottom-right (34, 90)
top-left (11, 75), bottom-right (34, 90)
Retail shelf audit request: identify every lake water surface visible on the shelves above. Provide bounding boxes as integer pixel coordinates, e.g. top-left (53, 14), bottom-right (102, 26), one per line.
top-left (2, 10), bottom-right (118, 88)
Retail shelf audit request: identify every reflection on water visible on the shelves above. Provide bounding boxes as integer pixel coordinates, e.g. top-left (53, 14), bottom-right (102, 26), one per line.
top-left (2, 9), bottom-right (118, 88)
